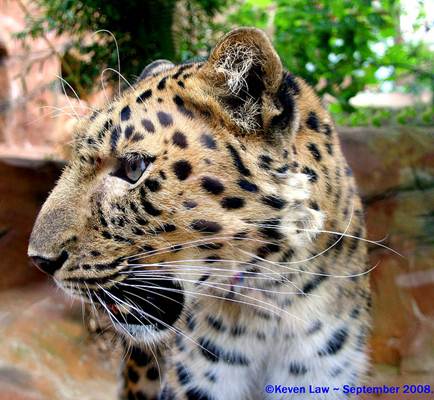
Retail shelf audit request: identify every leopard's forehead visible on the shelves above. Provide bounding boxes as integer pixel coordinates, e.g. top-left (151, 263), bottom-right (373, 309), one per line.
top-left (72, 63), bottom-right (211, 159)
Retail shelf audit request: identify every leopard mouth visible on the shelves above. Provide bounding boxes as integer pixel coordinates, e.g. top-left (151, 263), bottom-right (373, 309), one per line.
top-left (94, 278), bottom-right (184, 330)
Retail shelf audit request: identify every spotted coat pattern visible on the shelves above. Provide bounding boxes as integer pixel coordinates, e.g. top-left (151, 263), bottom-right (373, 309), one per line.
top-left (29, 28), bottom-right (370, 400)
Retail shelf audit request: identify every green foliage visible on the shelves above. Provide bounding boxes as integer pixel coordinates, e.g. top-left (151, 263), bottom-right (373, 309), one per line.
top-left (330, 103), bottom-right (434, 126)
top-left (17, 0), bottom-right (224, 97)
top-left (18, 0), bottom-right (433, 124)
top-left (222, 0), bottom-right (432, 113)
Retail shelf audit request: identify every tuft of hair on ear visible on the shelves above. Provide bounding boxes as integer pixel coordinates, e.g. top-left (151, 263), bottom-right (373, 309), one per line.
top-left (214, 43), bottom-right (260, 95)
top-left (201, 27), bottom-right (294, 135)
top-left (137, 59), bottom-right (174, 82)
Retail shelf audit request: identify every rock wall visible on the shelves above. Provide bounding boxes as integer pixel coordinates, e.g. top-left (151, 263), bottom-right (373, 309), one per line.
top-left (339, 126), bottom-right (434, 374)
top-left (0, 159), bottom-right (62, 289)
top-left (0, 35), bottom-right (9, 143)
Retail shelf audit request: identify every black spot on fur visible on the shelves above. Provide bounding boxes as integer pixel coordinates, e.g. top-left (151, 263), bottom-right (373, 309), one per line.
top-left (172, 160), bottom-right (192, 180)
top-left (326, 233), bottom-right (344, 251)
top-left (238, 179), bottom-right (258, 193)
top-left (157, 111), bottom-right (173, 127)
top-left (141, 199), bottom-right (162, 216)
top-left (176, 363), bottom-right (191, 386)
top-left (302, 166), bottom-right (318, 183)
top-left (220, 197), bottom-right (245, 209)
top-left (289, 362), bottom-right (308, 375)
top-left (310, 201), bottom-right (319, 210)
top-left (131, 133), bottom-right (144, 142)
top-left (173, 95), bottom-right (194, 118)
top-left (198, 242), bottom-right (223, 250)
top-left (275, 164), bottom-right (290, 174)
top-left (146, 367), bottom-right (159, 380)
top-left (258, 219), bottom-right (283, 240)
top-left (102, 231), bottom-right (112, 240)
top-left (153, 223), bottom-right (176, 234)
top-left (306, 320), bottom-right (322, 335)
top-left (186, 313), bottom-right (196, 331)
top-left (231, 325), bottom-right (246, 336)
top-left (285, 73), bottom-right (301, 95)
top-left (110, 125), bottom-right (121, 151)
top-left (157, 76), bottom-right (167, 90)
top-left (307, 143), bottom-right (322, 161)
top-left (200, 133), bottom-right (217, 149)
top-left (172, 131), bottom-right (188, 148)
top-left (256, 243), bottom-right (281, 258)
top-left (127, 367), bottom-right (139, 383)
top-left (201, 177), bottom-right (225, 195)
top-left (173, 64), bottom-right (191, 79)
top-left (318, 328), bottom-right (349, 356)
top-left (136, 217), bottom-right (149, 226)
top-left (207, 315), bottom-right (226, 332)
top-left (198, 337), bottom-right (249, 366)
top-left (183, 200), bottom-right (197, 209)
top-left (258, 154), bottom-right (272, 170)
top-left (191, 220), bottom-right (222, 234)
top-left (323, 123), bottom-right (332, 136)
top-left (142, 118), bottom-right (155, 133)
top-left (185, 387), bottom-right (214, 400)
top-left (159, 385), bottom-right (176, 400)
top-left (279, 248), bottom-right (294, 262)
top-left (306, 111), bottom-right (320, 132)
top-left (271, 73), bottom-right (296, 129)
top-left (226, 144), bottom-right (251, 176)
top-left (350, 307), bottom-right (360, 319)
top-left (302, 272), bottom-right (328, 294)
top-left (144, 178), bottom-right (161, 192)
top-left (261, 195), bottom-right (287, 209)
top-left (124, 125), bottom-right (135, 139)
top-left (136, 89), bottom-right (152, 103)
top-left (120, 105), bottom-right (131, 121)
top-left (132, 227), bottom-right (144, 235)
top-left (113, 235), bottom-right (133, 244)
top-left (204, 371), bottom-right (216, 383)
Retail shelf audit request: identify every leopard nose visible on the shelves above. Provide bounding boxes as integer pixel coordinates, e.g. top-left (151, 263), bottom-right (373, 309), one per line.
top-left (30, 250), bottom-right (69, 276)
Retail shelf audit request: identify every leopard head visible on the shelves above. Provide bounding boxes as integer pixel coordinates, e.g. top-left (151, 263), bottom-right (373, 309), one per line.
top-left (28, 28), bottom-right (323, 343)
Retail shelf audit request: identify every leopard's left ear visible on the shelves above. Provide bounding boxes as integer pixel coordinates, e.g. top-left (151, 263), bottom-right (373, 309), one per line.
top-left (200, 27), bottom-right (297, 136)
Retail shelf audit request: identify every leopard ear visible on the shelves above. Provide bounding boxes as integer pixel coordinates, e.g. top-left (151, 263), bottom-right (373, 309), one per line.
top-left (137, 60), bottom-right (174, 82)
top-left (201, 27), bottom-right (294, 134)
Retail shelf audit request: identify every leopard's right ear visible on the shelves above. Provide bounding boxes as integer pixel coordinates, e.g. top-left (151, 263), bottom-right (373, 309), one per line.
top-left (137, 60), bottom-right (174, 82)
top-left (199, 27), bottom-right (298, 137)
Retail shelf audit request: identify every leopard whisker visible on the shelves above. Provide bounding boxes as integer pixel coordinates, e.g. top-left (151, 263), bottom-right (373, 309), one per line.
top-left (111, 279), bottom-right (185, 309)
top-left (121, 275), bottom-right (318, 298)
top-left (122, 268), bottom-right (280, 281)
top-left (93, 289), bottom-right (129, 339)
top-left (125, 280), bottom-right (307, 324)
top-left (100, 285), bottom-right (218, 361)
top-left (125, 235), bottom-right (272, 261)
top-left (92, 29), bottom-right (121, 97)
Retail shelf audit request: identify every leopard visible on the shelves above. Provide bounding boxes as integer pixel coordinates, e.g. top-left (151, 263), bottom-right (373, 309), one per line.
top-left (28, 27), bottom-right (370, 400)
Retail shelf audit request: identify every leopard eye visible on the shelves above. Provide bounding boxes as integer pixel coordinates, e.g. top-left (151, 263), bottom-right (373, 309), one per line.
top-left (112, 154), bottom-right (153, 184)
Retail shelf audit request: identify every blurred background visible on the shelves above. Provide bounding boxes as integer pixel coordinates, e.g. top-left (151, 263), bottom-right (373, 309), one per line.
top-left (0, 0), bottom-right (433, 399)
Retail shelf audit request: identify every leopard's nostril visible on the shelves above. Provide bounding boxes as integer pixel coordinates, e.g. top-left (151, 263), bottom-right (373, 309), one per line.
top-left (30, 250), bottom-right (69, 276)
